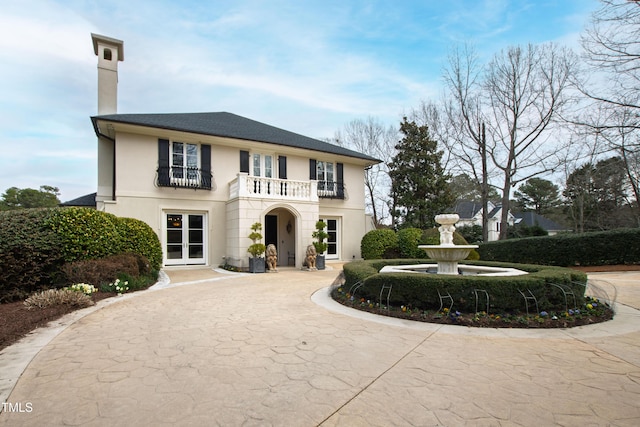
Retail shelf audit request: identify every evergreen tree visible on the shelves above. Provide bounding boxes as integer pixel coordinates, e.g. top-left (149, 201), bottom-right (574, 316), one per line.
top-left (388, 118), bottom-right (454, 229)
top-left (0, 185), bottom-right (60, 210)
top-left (514, 178), bottom-right (561, 215)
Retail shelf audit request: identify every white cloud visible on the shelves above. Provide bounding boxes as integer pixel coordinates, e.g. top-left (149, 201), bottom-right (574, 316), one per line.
top-left (0, 0), bottom-right (601, 202)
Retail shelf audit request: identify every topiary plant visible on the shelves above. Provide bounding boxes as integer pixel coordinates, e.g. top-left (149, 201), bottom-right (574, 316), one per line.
top-left (247, 222), bottom-right (266, 258)
top-left (312, 220), bottom-right (329, 254)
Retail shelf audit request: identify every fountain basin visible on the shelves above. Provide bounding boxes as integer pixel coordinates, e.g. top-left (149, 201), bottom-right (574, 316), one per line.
top-left (418, 244), bottom-right (479, 275)
top-left (379, 263), bottom-right (528, 276)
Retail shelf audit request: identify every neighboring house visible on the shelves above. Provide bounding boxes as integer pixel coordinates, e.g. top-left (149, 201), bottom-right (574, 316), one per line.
top-left (86, 34), bottom-right (380, 269)
top-left (453, 200), bottom-right (514, 241)
top-left (513, 212), bottom-right (571, 236)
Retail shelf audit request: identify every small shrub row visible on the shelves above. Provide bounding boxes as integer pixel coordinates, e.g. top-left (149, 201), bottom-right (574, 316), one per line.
top-left (342, 260), bottom-right (587, 313)
top-left (361, 227), bottom-right (479, 260)
top-left (24, 289), bottom-right (94, 310)
top-left (60, 253), bottom-right (152, 287)
top-left (478, 228), bottom-right (640, 266)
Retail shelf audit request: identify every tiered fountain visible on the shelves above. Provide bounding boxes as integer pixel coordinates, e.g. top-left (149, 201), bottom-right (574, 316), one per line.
top-left (380, 214), bottom-right (527, 276)
top-left (418, 214), bottom-right (478, 275)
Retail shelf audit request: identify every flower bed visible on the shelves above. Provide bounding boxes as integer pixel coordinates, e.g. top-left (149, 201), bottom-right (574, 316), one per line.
top-left (337, 259), bottom-right (614, 328)
top-left (332, 288), bottom-right (613, 328)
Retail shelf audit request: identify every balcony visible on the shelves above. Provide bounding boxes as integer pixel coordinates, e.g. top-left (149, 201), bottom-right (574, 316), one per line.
top-left (156, 167), bottom-right (212, 190)
top-left (229, 174), bottom-right (317, 201)
top-left (317, 181), bottom-right (346, 199)
top-left (228, 174), bottom-right (347, 202)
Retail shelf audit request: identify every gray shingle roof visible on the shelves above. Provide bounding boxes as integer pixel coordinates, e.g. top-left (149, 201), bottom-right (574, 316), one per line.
top-left (513, 212), bottom-right (568, 232)
top-left (91, 112), bottom-right (380, 163)
top-left (454, 200), bottom-right (482, 219)
top-left (60, 192), bottom-right (96, 207)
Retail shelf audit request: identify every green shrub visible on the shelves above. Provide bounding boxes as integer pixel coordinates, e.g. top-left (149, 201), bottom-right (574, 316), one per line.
top-left (60, 253), bottom-right (151, 287)
top-left (24, 288), bottom-right (94, 309)
top-left (117, 217), bottom-right (163, 270)
top-left (0, 207), bottom-right (162, 302)
top-left (478, 228), bottom-right (640, 266)
top-left (361, 229), bottom-right (399, 259)
top-left (420, 227), bottom-right (469, 245)
top-left (0, 209), bottom-right (64, 302)
top-left (45, 208), bottom-right (124, 262)
top-left (457, 224), bottom-right (484, 244)
top-left (342, 259), bottom-right (586, 313)
top-left (397, 228), bottom-right (427, 259)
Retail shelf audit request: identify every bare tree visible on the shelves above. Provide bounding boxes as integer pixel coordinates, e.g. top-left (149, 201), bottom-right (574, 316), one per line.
top-left (581, 0), bottom-right (640, 115)
top-left (577, 0), bottom-right (640, 224)
top-left (424, 43), bottom-right (578, 240)
top-left (333, 117), bottom-right (397, 228)
top-left (485, 43), bottom-right (579, 239)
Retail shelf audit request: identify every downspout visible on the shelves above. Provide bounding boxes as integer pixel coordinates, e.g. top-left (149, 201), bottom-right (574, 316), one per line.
top-left (91, 118), bottom-right (117, 201)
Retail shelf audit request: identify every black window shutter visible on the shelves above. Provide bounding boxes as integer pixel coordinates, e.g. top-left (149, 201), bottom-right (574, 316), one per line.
top-left (278, 156), bottom-right (287, 179)
top-left (337, 162), bottom-right (344, 199)
top-left (201, 144), bottom-right (211, 189)
top-left (240, 150), bottom-right (249, 173)
top-left (158, 139), bottom-right (170, 186)
top-left (309, 159), bottom-right (317, 180)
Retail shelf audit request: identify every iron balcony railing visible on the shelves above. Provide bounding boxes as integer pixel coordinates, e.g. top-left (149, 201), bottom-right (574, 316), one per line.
top-left (156, 166), bottom-right (212, 190)
top-left (317, 180), bottom-right (345, 199)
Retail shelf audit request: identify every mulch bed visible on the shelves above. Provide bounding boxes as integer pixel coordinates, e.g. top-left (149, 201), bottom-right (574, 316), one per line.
top-left (0, 293), bottom-right (115, 351)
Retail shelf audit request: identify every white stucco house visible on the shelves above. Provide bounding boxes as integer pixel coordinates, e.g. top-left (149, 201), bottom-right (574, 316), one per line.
top-left (453, 200), bottom-right (515, 241)
top-left (87, 34), bottom-right (379, 269)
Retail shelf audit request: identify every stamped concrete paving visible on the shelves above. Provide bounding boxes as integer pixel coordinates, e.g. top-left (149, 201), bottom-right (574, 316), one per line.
top-left (1, 267), bottom-right (639, 426)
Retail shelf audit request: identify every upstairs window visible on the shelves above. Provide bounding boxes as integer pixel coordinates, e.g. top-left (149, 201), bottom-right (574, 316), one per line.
top-left (172, 142), bottom-right (199, 183)
top-left (157, 139), bottom-right (212, 189)
top-left (310, 159), bottom-right (345, 199)
top-left (251, 153), bottom-right (274, 178)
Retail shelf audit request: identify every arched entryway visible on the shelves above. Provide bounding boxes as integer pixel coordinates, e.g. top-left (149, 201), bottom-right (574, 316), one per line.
top-left (264, 207), bottom-right (297, 267)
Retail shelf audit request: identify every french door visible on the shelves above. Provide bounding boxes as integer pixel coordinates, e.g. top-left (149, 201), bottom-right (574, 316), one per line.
top-left (165, 213), bottom-right (206, 265)
top-left (320, 218), bottom-right (339, 260)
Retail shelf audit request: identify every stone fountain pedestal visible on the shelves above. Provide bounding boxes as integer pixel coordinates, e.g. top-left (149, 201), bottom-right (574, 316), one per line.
top-left (418, 214), bottom-right (478, 275)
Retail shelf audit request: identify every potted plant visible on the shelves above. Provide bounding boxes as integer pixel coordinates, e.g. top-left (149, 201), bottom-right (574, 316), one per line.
top-left (312, 220), bottom-right (329, 270)
top-left (247, 222), bottom-right (266, 273)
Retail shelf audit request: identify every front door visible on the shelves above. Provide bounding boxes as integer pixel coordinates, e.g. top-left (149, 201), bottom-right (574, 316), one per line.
top-left (165, 213), bottom-right (206, 265)
top-left (265, 214), bottom-right (278, 248)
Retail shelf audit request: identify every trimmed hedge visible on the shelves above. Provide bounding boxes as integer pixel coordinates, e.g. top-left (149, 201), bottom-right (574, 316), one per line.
top-left (0, 207), bottom-right (162, 301)
top-left (0, 209), bottom-right (63, 301)
top-left (342, 259), bottom-right (587, 313)
top-left (361, 229), bottom-right (398, 259)
top-left (478, 228), bottom-right (640, 266)
top-left (361, 227), bottom-right (479, 260)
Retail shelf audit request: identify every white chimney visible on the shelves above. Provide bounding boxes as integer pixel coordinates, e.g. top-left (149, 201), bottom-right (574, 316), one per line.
top-left (91, 33), bottom-right (124, 114)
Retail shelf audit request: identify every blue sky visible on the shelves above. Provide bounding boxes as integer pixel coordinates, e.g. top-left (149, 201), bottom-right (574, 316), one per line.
top-left (0, 0), bottom-right (598, 202)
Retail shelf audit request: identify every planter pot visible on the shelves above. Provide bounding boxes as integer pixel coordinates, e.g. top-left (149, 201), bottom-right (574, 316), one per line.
top-left (249, 257), bottom-right (265, 273)
top-left (316, 254), bottom-right (326, 270)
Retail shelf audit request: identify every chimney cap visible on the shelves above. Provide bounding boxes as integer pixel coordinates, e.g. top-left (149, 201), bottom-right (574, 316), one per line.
top-left (91, 33), bottom-right (124, 61)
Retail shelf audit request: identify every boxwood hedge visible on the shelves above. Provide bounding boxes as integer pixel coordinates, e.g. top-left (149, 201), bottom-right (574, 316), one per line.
top-left (0, 207), bottom-right (162, 301)
top-left (478, 228), bottom-right (640, 266)
top-left (342, 259), bottom-right (587, 313)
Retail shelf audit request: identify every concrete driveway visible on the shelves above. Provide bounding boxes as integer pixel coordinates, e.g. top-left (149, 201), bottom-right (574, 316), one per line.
top-left (1, 267), bottom-right (639, 426)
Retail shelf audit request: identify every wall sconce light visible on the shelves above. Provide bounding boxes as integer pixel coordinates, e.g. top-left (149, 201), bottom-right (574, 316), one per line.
top-left (286, 220), bottom-right (292, 234)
